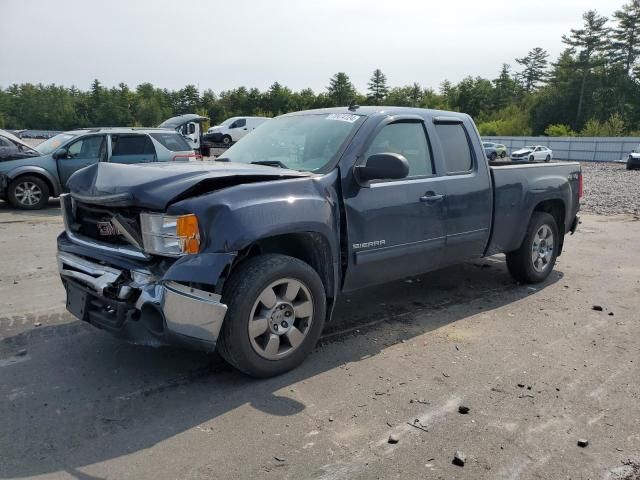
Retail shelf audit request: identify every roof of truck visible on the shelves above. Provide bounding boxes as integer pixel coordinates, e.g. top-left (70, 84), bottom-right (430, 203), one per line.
top-left (281, 106), bottom-right (471, 120)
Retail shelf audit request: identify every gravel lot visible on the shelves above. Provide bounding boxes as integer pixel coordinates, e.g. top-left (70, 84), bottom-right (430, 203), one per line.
top-left (580, 162), bottom-right (640, 216)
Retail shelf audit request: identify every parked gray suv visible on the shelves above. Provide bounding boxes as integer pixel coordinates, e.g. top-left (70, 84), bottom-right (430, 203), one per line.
top-left (0, 128), bottom-right (197, 209)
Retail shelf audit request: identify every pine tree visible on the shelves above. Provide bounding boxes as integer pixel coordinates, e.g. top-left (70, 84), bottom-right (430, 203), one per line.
top-left (367, 69), bottom-right (389, 103)
top-left (327, 72), bottom-right (356, 106)
top-left (493, 64), bottom-right (521, 109)
top-left (562, 10), bottom-right (610, 126)
top-left (609, 0), bottom-right (640, 76)
top-left (515, 48), bottom-right (549, 91)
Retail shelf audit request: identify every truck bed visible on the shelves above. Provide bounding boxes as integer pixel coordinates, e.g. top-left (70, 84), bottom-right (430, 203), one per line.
top-left (486, 161), bottom-right (581, 256)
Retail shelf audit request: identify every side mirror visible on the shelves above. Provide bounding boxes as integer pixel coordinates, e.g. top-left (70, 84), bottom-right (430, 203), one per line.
top-left (53, 148), bottom-right (68, 160)
top-left (355, 153), bottom-right (409, 182)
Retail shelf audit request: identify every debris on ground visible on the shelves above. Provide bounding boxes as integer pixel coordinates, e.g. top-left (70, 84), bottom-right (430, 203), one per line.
top-left (592, 305), bottom-right (604, 311)
top-left (458, 405), bottom-right (470, 414)
top-left (34, 322), bottom-right (41, 327)
top-left (16, 349), bottom-right (27, 357)
top-left (577, 438), bottom-right (589, 448)
top-left (452, 450), bottom-right (466, 467)
top-left (273, 456), bottom-right (286, 462)
top-left (388, 434), bottom-right (399, 444)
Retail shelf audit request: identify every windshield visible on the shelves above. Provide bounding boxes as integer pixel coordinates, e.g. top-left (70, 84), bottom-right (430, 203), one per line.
top-left (35, 133), bottom-right (76, 155)
top-left (219, 113), bottom-right (363, 172)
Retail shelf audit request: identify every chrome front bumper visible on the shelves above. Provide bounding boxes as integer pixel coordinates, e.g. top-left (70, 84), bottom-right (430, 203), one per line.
top-left (57, 251), bottom-right (228, 346)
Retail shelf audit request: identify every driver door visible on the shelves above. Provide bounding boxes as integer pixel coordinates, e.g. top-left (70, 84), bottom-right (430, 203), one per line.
top-left (533, 146), bottom-right (542, 160)
top-left (229, 118), bottom-right (248, 141)
top-left (57, 135), bottom-right (106, 187)
top-left (342, 119), bottom-right (447, 291)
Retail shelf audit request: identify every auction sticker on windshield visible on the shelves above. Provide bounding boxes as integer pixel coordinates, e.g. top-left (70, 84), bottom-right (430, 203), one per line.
top-left (326, 113), bottom-right (360, 123)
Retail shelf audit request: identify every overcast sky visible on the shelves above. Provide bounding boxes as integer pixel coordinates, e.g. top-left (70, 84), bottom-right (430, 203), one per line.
top-left (0, 0), bottom-right (619, 94)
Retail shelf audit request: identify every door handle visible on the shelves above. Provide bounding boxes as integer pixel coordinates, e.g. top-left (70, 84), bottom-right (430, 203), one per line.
top-left (420, 192), bottom-right (444, 203)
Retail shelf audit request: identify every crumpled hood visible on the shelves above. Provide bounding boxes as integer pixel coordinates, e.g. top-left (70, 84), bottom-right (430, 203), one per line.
top-left (67, 161), bottom-right (311, 210)
top-left (513, 148), bottom-right (533, 155)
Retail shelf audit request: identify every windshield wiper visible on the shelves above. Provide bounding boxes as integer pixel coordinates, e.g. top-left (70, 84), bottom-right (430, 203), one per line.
top-left (250, 160), bottom-right (288, 169)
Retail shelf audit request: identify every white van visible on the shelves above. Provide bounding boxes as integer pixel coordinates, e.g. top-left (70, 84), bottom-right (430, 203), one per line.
top-left (206, 116), bottom-right (271, 145)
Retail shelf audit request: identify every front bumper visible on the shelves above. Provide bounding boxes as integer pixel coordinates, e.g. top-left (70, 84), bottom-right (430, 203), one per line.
top-left (57, 250), bottom-right (228, 350)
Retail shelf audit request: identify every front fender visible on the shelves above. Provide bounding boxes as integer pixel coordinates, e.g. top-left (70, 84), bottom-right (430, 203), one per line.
top-left (168, 172), bottom-right (342, 300)
top-left (7, 165), bottom-right (61, 196)
top-left (170, 173), bottom-right (341, 256)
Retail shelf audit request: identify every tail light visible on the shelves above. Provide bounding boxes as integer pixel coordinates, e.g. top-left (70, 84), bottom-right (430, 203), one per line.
top-left (578, 172), bottom-right (583, 200)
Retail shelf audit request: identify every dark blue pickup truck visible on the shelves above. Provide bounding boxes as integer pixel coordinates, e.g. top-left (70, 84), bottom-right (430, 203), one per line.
top-left (56, 107), bottom-right (581, 377)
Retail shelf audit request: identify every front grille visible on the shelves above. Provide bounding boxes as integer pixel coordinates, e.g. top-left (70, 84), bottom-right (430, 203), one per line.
top-left (69, 202), bottom-right (142, 247)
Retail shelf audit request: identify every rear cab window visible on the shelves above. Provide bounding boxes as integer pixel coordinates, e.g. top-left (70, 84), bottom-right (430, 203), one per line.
top-left (110, 134), bottom-right (156, 164)
top-left (150, 132), bottom-right (192, 152)
top-left (434, 123), bottom-right (474, 174)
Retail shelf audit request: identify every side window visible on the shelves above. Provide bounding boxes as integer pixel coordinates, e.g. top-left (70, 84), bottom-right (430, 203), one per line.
top-left (230, 118), bottom-right (246, 129)
top-left (0, 137), bottom-right (9, 147)
top-left (66, 136), bottom-right (105, 160)
top-left (111, 135), bottom-right (155, 157)
top-left (365, 122), bottom-right (433, 178)
top-left (434, 124), bottom-right (473, 174)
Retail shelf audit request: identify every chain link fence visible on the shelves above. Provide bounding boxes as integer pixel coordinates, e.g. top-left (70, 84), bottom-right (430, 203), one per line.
top-left (483, 136), bottom-right (640, 162)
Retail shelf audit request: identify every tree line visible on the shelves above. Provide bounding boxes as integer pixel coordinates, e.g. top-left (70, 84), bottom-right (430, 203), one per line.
top-left (1, 1), bottom-right (639, 137)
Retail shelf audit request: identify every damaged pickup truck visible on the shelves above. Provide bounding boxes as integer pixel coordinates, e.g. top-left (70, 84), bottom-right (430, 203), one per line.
top-left (57, 107), bottom-right (581, 377)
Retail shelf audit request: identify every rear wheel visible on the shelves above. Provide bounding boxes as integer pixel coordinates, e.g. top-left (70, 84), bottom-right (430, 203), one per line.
top-left (8, 175), bottom-right (50, 210)
top-left (506, 212), bottom-right (559, 284)
top-left (500, 151), bottom-right (506, 158)
top-left (217, 254), bottom-right (326, 378)
top-left (529, 155), bottom-right (535, 162)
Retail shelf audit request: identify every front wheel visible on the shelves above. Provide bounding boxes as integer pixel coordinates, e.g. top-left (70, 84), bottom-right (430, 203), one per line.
top-left (545, 155), bottom-right (551, 162)
top-left (217, 254), bottom-right (326, 378)
top-left (529, 155), bottom-right (535, 162)
top-left (222, 134), bottom-right (232, 145)
top-left (8, 175), bottom-right (50, 210)
top-left (506, 212), bottom-right (559, 284)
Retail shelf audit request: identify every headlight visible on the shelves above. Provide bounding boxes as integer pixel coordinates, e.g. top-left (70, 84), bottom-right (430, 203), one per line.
top-left (140, 213), bottom-right (200, 256)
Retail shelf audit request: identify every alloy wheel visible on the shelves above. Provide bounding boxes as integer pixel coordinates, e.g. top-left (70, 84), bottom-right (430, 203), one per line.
top-left (248, 278), bottom-right (314, 360)
top-left (531, 224), bottom-right (554, 272)
top-left (14, 181), bottom-right (42, 206)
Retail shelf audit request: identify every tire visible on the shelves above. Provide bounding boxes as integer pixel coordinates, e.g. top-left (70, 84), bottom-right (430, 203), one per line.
top-left (500, 151), bottom-right (506, 158)
top-left (7, 175), bottom-right (50, 210)
top-left (222, 135), bottom-right (232, 146)
top-left (529, 155), bottom-right (535, 162)
top-left (217, 254), bottom-right (327, 378)
top-left (490, 152), bottom-right (497, 161)
top-left (545, 155), bottom-right (551, 162)
top-left (506, 212), bottom-right (559, 284)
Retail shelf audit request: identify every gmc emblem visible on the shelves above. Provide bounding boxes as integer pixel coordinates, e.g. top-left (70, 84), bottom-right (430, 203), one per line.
top-left (97, 220), bottom-right (119, 236)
